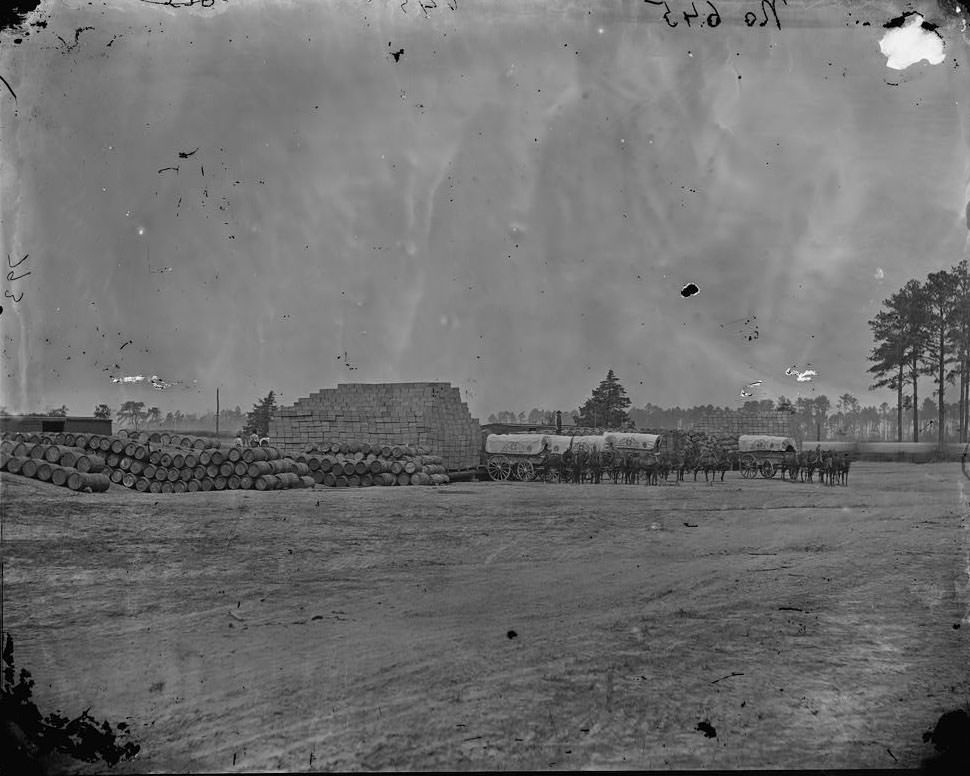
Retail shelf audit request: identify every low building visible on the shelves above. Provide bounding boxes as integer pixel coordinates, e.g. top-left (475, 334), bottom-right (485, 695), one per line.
top-left (0, 415), bottom-right (113, 436)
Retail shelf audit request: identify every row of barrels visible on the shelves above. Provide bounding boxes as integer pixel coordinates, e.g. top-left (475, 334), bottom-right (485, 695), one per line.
top-left (0, 437), bottom-right (314, 493)
top-left (116, 429), bottom-right (223, 449)
top-left (296, 441), bottom-right (450, 487)
top-left (0, 451), bottom-right (110, 493)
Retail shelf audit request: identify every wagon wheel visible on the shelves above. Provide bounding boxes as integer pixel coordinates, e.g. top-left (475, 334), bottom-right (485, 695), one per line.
top-left (486, 455), bottom-right (512, 481)
top-left (541, 465), bottom-right (559, 483)
top-left (515, 460), bottom-right (535, 482)
top-left (739, 454), bottom-right (757, 479)
top-left (759, 460), bottom-right (776, 479)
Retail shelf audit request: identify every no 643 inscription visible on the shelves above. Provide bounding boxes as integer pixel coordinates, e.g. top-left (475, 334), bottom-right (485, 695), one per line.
top-left (645, 0), bottom-right (787, 31)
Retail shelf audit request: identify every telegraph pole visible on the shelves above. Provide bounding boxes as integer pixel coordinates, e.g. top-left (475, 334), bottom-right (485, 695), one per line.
top-left (216, 387), bottom-right (220, 436)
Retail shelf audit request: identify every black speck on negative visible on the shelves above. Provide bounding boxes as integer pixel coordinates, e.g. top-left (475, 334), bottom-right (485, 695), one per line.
top-left (954, 623), bottom-right (961, 629)
top-left (507, 630), bottom-right (517, 639)
top-left (388, 43), bottom-right (403, 62)
top-left (696, 720), bottom-right (717, 738)
top-left (681, 283), bottom-right (700, 298)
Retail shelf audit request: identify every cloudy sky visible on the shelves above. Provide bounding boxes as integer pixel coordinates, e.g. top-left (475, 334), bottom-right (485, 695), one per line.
top-left (1, 0), bottom-right (968, 420)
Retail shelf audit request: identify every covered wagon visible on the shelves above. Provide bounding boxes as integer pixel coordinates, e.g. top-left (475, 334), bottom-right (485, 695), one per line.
top-left (484, 434), bottom-right (566, 481)
top-left (737, 435), bottom-right (798, 479)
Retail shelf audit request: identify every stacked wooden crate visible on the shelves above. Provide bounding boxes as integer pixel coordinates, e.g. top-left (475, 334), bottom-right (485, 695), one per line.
top-left (691, 411), bottom-right (793, 437)
top-left (270, 382), bottom-right (480, 470)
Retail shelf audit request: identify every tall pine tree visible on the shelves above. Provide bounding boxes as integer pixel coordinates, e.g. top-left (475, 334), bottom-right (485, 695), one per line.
top-left (244, 391), bottom-right (277, 437)
top-left (576, 370), bottom-right (631, 429)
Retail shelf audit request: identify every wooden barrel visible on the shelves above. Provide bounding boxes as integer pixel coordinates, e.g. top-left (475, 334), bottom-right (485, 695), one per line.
top-left (404, 461), bottom-right (417, 474)
top-left (149, 480), bottom-right (162, 493)
top-left (160, 481), bottom-right (174, 494)
top-left (334, 476), bottom-right (349, 488)
top-left (247, 460), bottom-right (271, 478)
top-left (166, 467), bottom-right (180, 483)
top-left (173, 481), bottom-right (187, 494)
top-left (351, 460), bottom-right (365, 475)
top-left (147, 450), bottom-right (163, 465)
top-left (323, 472), bottom-right (337, 487)
top-left (199, 450), bottom-right (212, 466)
top-left (109, 469), bottom-right (124, 484)
top-left (107, 454), bottom-right (121, 469)
top-left (135, 477), bottom-right (151, 492)
top-left (29, 444), bottom-right (48, 459)
top-left (368, 460), bottom-right (383, 474)
top-left (193, 465), bottom-right (206, 480)
top-left (171, 453), bottom-right (185, 468)
top-left (213, 476), bottom-right (227, 490)
top-left (124, 443), bottom-right (137, 457)
top-left (110, 438), bottom-right (125, 454)
top-left (210, 450), bottom-right (225, 466)
top-left (11, 442), bottom-right (29, 457)
top-left (183, 453), bottom-right (198, 469)
top-left (389, 461), bottom-right (403, 475)
top-left (133, 445), bottom-right (149, 461)
top-left (228, 447), bottom-right (242, 463)
top-left (201, 477), bottom-right (214, 491)
top-left (97, 437), bottom-right (112, 452)
top-left (68, 472), bottom-right (110, 492)
top-left (218, 462), bottom-right (233, 478)
top-left (52, 466), bottom-right (70, 486)
top-left (254, 475), bottom-right (277, 491)
top-left (143, 464), bottom-right (157, 479)
top-left (310, 470), bottom-right (324, 484)
top-left (63, 433), bottom-right (76, 446)
top-left (360, 473), bottom-right (374, 487)
top-left (160, 433), bottom-right (171, 445)
top-left (122, 472), bottom-right (137, 488)
top-left (36, 462), bottom-right (53, 482)
top-left (21, 459), bottom-right (38, 478)
top-left (43, 445), bottom-right (72, 463)
top-left (130, 460), bottom-right (144, 475)
top-left (293, 462), bottom-right (309, 476)
top-left (160, 453), bottom-right (173, 467)
top-left (396, 472), bottom-right (411, 486)
top-left (240, 475), bottom-right (253, 490)
top-left (75, 454), bottom-right (105, 473)
top-left (345, 474), bottom-right (359, 487)
top-left (300, 475), bottom-right (315, 488)
top-left (180, 468), bottom-right (193, 482)
top-left (149, 433), bottom-right (161, 443)
top-left (307, 457), bottom-right (321, 472)
top-left (233, 461), bottom-right (248, 476)
top-left (154, 467), bottom-right (168, 482)
top-left (5, 456), bottom-right (25, 474)
top-left (187, 479), bottom-right (201, 492)
top-left (228, 475), bottom-right (241, 489)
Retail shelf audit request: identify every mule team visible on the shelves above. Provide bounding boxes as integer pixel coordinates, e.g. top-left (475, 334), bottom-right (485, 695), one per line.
top-left (545, 445), bottom-right (850, 486)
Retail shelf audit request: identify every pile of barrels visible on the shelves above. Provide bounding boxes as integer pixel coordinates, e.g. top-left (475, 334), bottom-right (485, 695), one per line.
top-left (297, 440), bottom-right (451, 487)
top-left (1, 436), bottom-right (111, 493)
top-left (669, 429), bottom-right (739, 458)
top-left (0, 431), bottom-right (314, 493)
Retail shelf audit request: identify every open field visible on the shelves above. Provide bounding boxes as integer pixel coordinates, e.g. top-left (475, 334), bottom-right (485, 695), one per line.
top-left (2, 463), bottom-right (969, 771)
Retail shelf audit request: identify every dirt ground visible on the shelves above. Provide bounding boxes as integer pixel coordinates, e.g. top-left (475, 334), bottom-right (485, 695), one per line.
top-left (2, 462), bottom-right (969, 772)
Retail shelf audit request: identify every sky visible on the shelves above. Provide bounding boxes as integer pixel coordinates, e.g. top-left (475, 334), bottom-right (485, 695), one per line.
top-left (1, 0), bottom-right (969, 421)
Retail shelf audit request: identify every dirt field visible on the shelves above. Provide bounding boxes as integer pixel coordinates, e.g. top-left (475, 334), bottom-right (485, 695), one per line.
top-left (2, 462), bottom-right (969, 772)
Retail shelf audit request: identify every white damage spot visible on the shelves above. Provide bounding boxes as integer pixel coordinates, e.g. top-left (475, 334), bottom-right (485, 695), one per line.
top-left (874, 267), bottom-right (885, 280)
top-left (739, 380), bottom-right (763, 399)
top-left (878, 14), bottom-right (945, 70)
top-left (786, 365), bottom-right (817, 383)
top-left (110, 374), bottom-right (176, 390)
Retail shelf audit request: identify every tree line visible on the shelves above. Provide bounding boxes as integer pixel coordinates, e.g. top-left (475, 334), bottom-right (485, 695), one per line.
top-left (867, 258), bottom-right (970, 444)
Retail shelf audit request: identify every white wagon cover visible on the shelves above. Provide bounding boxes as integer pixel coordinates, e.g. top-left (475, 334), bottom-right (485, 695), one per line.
top-left (542, 435), bottom-right (574, 454)
top-left (738, 435), bottom-right (797, 452)
top-left (484, 434), bottom-right (547, 456)
top-left (605, 432), bottom-right (662, 451)
top-left (570, 434), bottom-right (611, 452)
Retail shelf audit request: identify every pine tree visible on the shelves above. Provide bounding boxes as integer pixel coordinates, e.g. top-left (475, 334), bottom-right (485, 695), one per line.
top-left (576, 370), bottom-right (631, 428)
top-left (244, 391), bottom-right (277, 437)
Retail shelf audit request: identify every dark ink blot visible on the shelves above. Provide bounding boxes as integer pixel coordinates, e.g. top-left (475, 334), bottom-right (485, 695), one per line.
top-left (507, 630), bottom-right (517, 639)
top-left (0, 1), bottom-right (41, 34)
top-left (390, 48), bottom-right (404, 62)
top-left (696, 720), bottom-right (717, 738)
top-left (681, 283), bottom-right (700, 298)
top-left (178, 147), bottom-right (199, 158)
top-left (157, 166), bottom-right (179, 175)
top-left (883, 13), bottom-right (912, 28)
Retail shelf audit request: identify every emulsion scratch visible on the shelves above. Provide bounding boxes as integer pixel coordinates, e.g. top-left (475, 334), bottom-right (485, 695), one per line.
top-left (739, 380), bottom-right (763, 399)
top-left (0, 74), bottom-right (17, 102)
top-left (786, 365), bottom-right (817, 382)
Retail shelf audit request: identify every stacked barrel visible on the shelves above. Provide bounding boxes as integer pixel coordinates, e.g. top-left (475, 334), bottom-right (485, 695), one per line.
top-left (296, 440), bottom-right (451, 487)
top-left (0, 435), bottom-right (110, 493)
top-left (0, 431), bottom-right (314, 493)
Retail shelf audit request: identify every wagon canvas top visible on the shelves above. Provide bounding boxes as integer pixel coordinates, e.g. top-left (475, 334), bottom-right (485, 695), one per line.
top-left (604, 433), bottom-right (662, 451)
top-left (570, 435), bottom-right (611, 452)
top-left (484, 434), bottom-right (548, 456)
top-left (738, 435), bottom-right (797, 453)
top-left (542, 435), bottom-right (574, 454)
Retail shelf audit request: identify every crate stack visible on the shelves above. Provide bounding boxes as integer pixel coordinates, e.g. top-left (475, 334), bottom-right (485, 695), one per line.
top-left (690, 410), bottom-right (793, 437)
top-left (270, 382), bottom-right (480, 471)
top-left (0, 431), bottom-right (314, 493)
top-left (296, 440), bottom-right (450, 487)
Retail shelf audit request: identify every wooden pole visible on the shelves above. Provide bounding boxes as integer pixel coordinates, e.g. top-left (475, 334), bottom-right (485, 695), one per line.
top-left (216, 387), bottom-right (220, 436)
